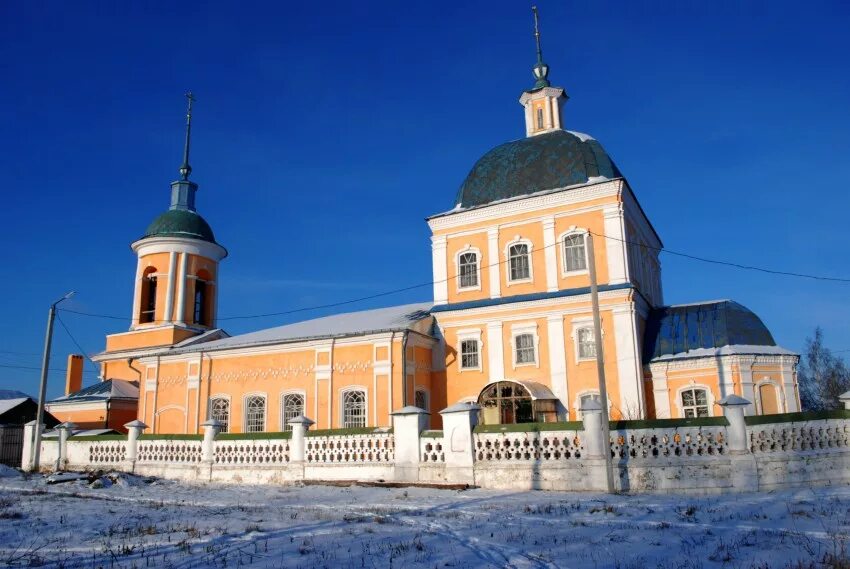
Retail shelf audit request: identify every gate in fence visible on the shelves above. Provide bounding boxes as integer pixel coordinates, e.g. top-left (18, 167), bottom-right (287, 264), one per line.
top-left (0, 425), bottom-right (24, 467)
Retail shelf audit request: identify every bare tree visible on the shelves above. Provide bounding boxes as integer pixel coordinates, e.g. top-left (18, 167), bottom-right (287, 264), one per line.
top-left (799, 327), bottom-right (850, 411)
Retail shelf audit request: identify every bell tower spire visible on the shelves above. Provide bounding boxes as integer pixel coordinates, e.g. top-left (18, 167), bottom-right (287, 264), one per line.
top-left (519, 7), bottom-right (568, 137)
top-left (170, 92), bottom-right (199, 212)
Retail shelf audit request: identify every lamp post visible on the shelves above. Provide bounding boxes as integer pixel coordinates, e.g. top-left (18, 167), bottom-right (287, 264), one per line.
top-left (30, 291), bottom-right (75, 472)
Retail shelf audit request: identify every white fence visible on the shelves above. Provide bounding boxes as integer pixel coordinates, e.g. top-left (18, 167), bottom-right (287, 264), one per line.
top-left (24, 402), bottom-right (850, 494)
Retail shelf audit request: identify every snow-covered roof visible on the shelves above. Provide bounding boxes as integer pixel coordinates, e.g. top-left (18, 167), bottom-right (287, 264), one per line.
top-left (170, 302), bottom-right (434, 354)
top-left (48, 379), bottom-right (139, 405)
top-left (0, 398), bottom-right (28, 416)
top-left (0, 389), bottom-right (33, 400)
top-left (651, 344), bottom-right (797, 362)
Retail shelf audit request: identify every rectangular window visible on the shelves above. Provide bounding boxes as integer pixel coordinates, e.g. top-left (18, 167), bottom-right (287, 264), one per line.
top-left (460, 339), bottom-right (479, 370)
top-left (141, 276), bottom-right (157, 324)
top-left (193, 281), bottom-right (206, 325)
top-left (414, 390), bottom-right (427, 411)
top-left (681, 388), bottom-right (709, 418)
top-left (459, 252), bottom-right (478, 288)
top-left (509, 244), bottom-right (530, 281)
top-left (514, 333), bottom-right (536, 365)
top-left (577, 327), bottom-right (597, 359)
top-left (563, 234), bottom-right (587, 272)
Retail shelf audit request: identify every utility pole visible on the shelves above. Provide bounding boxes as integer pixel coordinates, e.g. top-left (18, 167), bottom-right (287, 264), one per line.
top-left (586, 234), bottom-right (615, 493)
top-left (30, 291), bottom-right (75, 472)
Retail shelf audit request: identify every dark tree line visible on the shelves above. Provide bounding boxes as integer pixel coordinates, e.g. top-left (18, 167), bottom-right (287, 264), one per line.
top-left (798, 327), bottom-right (850, 411)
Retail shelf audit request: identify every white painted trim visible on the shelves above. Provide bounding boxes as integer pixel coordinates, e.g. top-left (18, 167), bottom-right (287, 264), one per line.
top-left (457, 328), bottom-right (483, 372)
top-left (487, 228), bottom-right (501, 299)
top-left (453, 245), bottom-right (482, 293)
top-left (546, 314), bottom-right (569, 415)
top-left (431, 286), bottom-right (631, 318)
top-left (673, 383), bottom-right (715, 418)
top-left (542, 217), bottom-right (558, 292)
top-left (753, 379), bottom-right (785, 415)
top-left (242, 392), bottom-right (268, 433)
top-left (431, 235), bottom-right (448, 305)
top-left (509, 322), bottom-right (539, 369)
top-left (504, 236), bottom-right (534, 286)
top-left (175, 253), bottom-right (188, 325)
top-left (558, 227), bottom-right (590, 278)
top-left (570, 316), bottom-right (602, 363)
top-left (163, 251), bottom-right (177, 323)
top-left (132, 236), bottom-right (227, 261)
top-left (279, 390), bottom-right (307, 430)
top-left (339, 385), bottom-right (369, 428)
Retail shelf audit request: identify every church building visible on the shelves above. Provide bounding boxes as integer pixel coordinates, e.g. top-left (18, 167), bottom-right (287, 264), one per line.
top-left (65, 15), bottom-right (799, 434)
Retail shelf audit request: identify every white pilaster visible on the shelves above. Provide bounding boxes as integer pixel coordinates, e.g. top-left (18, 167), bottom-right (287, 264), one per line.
top-left (486, 321), bottom-right (504, 381)
top-left (553, 98), bottom-right (562, 129)
top-left (612, 306), bottom-right (645, 419)
top-left (163, 251), bottom-right (177, 323)
top-left (780, 360), bottom-right (799, 412)
top-left (649, 364), bottom-right (672, 419)
top-left (542, 216), bottom-right (558, 292)
top-left (543, 97), bottom-right (552, 130)
top-left (175, 252), bottom-right (188, 325)
top-left (431, 235), bottom-right (448, 305)
top-left (546, 315), bottom-right (568, 416)
top-left (603, 204), bottom-right (628, 285)
top-left (130, 260), bottom-right (143, 329)
top-left (487, 228), bottom-right (501, 299)
top-left (737, 357), bottom-right (756, 416)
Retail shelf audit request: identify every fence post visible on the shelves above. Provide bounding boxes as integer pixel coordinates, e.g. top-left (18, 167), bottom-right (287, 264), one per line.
top-left (719, 395), bottom-right (758, 492)
top-left (580, 399), bottom-right (610, 492)
top-left (840, 390), bottom-right (850, 411)
top-left (22, 420), bottom-right (41, 472)
top-left (56, 422), bottom-right (76, 472)
top-left (201, 419), bottom-right (223, 463)
top-left (439, 402), bottom-right (480, 484)
top-left (287, 415), bottom-right (314, 468)
top-left (391, 406), bottom-right (429, 482)
top-left (123, 420), bottom-right (148, 472)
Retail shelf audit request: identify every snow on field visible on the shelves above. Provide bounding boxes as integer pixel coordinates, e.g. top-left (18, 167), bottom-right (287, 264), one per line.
top-left (0, 471), bottom-right (848, 568)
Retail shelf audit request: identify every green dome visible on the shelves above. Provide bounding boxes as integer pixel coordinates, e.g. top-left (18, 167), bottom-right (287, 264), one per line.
top-left (143, 209), bottom-right (217, 243)
top-left (455, 129), bottom-right (621, 209)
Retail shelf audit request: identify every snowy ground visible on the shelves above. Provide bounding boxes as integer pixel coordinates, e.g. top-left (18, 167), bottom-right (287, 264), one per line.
top-left (0, 467), bottom-right (848, 568)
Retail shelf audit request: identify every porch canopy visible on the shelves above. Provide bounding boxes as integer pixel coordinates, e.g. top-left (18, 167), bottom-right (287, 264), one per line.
top-left (477, 379), bottom-right (559, 425)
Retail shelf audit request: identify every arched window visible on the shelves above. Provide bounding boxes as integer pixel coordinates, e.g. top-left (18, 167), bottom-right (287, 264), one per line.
top-left (342, 390), bottom-right (367, 428)
top-left (281, 393), bottom-right (305, 431)
top-left (577, 327), bottom-right (597, 359)
top-left (458, 252), bottom-right (478, 289)
top-left (193, 280), bottom-right (207, 326)
top-left (209, 397), bottom-right (230, 433)
top-left (508, 243), bottom-right (530, 282)
top-left (563, 234), bottom-right (587, 272)
top-left (577, 392), bottom-right (601, 420)
top-left (680, 388), bottom-right (709, 418)
top-left (536, 107), bottom-right (544, 130)
top-left (479, 381), bottom-right (534, 424)
top-left (140, 268), bottom-right (158, 324)
top-left (244, 395), bottom-right (266, 433)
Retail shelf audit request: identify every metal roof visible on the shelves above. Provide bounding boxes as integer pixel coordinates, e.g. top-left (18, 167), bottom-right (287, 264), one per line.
top-left (48, 379), bottom-right (139, 404)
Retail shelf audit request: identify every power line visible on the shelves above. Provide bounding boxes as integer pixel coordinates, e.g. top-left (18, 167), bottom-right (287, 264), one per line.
top-left (57, 229), bottom-right (850, 324)
top-left (0, 363), bottom-right (98, 374)
top-left (55, 313), bottom-right (100, 373)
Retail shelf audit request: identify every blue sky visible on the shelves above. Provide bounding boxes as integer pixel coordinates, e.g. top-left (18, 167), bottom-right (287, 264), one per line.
top-left (1, 1), bottom-right (848, 398)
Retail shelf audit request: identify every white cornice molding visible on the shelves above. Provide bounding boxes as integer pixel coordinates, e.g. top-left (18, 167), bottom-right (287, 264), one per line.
top-left (648, 353), bottom-right (799, 373)
top-left (432, 287), bottom-right (631, 319)
top-left (427, 180), bottom-right (621, 232)
top-left (132, 236), bottom-right (227, 261)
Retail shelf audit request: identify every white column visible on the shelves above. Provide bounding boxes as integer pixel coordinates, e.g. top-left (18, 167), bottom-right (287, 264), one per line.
top-left (524, 103), bottom-right (533, 136)
top-left (737, 357), bottom-right (756, 415)
top-left (439, 402), bottom-right (480, 483)
top-left (603, 205), bottom-right (628, 285)
top-left (175, 253), bottom-right (188, 325)
top-left (486, 322), bottom-right (504, 381)
top-left (543, 97), bottom-right (552, 130)
top-left (612, 306), bottom-right (644, 419)
top-left (649, 364), bottom-right (672, 419)
top-left (163, 252), bottom-right (177, 323)
top-left (130, 260), bottom-right (143, 329)
top-left (487, 228), bottom-right (501, 299)
top-left (781, 360), bottom-right (799, 412)
top-left (431, 235), bottom-right (448, 305)
top-left (552, 97), bottom-right (562, 129)
top-left (546, 315), bottom-right (569, 417)
top-left (542, 216), bottom-right (558, 292)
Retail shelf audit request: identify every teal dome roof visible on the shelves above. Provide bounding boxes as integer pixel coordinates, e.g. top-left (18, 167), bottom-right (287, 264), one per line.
top-left (455, 129), bottom-right (621, 209)
top-left (143, 209), bottom-right (217, 243)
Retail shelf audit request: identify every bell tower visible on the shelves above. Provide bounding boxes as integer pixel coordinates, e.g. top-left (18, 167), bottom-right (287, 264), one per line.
top-left (519, 7), bottom-right (568, 137)
top-left (107, 93), bottom-right (227, 354)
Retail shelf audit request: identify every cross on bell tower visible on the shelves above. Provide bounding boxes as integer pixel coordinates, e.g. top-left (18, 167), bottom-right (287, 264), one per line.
top-left (519, 7), bottom-right (568, 137)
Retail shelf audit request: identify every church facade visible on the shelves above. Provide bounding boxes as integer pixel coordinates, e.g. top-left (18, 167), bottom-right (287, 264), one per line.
top-left (79, 30), bottom-right (800, 435)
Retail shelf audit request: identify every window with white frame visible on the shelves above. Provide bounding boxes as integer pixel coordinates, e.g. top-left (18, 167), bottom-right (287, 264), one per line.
top-left (563, 233), bottom-right (587, 272)
top-left (577, 393), bottom-right (601, 419)
top-left (209, 397), bottom-right (230, 433)
top-left (577, 327), bottom-right (597, 359)
top-left (281, 393), bottom-right (305, 431)
top-left (342, 390), bottom-right (367, 428)
top-left (244, 395), bottom-right (266, 433)
top-left (680, 388), bottom-right (709, 418)
top-left (460, 339), bottom-right (480, 370)
top-left (458, 251), bottom-right (479, 289)
top-left (414, 389), bottom-right (427, 411)
top-left (508, 243), bottom-right (530, 281)
top-left (514, 333), bottom-right (536, 365)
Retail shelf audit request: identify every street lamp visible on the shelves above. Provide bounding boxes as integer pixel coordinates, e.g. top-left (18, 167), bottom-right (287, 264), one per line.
top-left (30, 291), bottom-right (75, 472)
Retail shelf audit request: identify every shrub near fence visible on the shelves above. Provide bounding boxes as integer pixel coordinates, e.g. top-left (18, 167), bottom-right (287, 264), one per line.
top-left (22, 402), bottom-right (850, 494)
